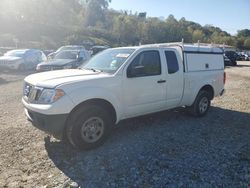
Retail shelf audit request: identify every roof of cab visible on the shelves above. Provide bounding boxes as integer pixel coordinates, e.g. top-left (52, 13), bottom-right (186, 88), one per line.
top-left (113, 42), bottom-right (224, 54)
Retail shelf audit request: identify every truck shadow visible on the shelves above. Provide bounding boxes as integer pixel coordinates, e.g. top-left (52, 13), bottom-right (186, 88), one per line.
top-left (44, 106), bottom-right (250, 187)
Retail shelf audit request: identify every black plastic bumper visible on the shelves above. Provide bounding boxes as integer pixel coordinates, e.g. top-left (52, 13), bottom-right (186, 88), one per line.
top-left (24, 108), bottom-right (68, 140)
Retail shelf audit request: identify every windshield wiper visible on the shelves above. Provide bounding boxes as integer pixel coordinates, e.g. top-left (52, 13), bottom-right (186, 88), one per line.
top-left (81, 68), bottom-right (103, 72)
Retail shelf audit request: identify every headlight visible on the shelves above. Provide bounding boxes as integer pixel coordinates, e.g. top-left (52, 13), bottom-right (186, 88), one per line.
top-left (63, 64), bottom-right (72, 69)
top-left (37, 89), bottom-right (65, 104)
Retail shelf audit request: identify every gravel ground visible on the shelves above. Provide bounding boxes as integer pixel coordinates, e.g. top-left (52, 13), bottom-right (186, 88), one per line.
top-left (0, 62), bottom-right (249, 188)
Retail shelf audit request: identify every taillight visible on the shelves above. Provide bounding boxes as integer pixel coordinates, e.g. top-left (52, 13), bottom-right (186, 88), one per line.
top-left (223, 72), bottom-right (226, 84)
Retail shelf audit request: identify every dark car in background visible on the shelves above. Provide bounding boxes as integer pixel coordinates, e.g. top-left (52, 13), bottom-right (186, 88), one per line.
top-left (0, 49), bottom-right (47, 71)
top-left (90, 45), bottom-right (109, 56)
top-left (47, 45), bottom-right (88, 59)
top-left (243, 54), bottom-right (250, 61)
top-left (224, 50), bottom-right (238, 66)
top-left (237, 52), bottom-right (250, 61)
top-left (36, 49), bottom-right (90, 72)
top-left (223, 55), bottom-right (233, 66)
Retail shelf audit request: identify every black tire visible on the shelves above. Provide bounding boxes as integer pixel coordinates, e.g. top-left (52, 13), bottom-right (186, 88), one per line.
top-left (232, 61), bottom-right (237, 66)
top-left (188, 90), bottom-right (211, 117)
top-left (66, 104), bottom-right (113, 150)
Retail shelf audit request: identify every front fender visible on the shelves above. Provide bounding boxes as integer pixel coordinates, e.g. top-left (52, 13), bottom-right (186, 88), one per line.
top-left (66, 86), bottom-right (122, 123)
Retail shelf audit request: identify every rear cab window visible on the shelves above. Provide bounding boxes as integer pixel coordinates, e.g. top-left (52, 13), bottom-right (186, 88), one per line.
top-left (165, 51), bottom-right (179, 74)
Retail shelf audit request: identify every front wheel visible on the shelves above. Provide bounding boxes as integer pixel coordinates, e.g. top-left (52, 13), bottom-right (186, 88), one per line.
top-left (66, 104), bottom-right (113, 150)
top-left (188, 90), bottom-right (211, 117)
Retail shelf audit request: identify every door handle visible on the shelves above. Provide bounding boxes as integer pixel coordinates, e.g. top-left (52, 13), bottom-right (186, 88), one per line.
top-left (157, 79), bottom-right (166, 83)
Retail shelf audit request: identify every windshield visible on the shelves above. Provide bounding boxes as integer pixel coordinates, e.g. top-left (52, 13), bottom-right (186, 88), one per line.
top-left (54, 51), bottom-right (78, 60)
top-left (5, 51), bottom-right (25, 57)
top-left (82, 48), bottom-right (135, 73)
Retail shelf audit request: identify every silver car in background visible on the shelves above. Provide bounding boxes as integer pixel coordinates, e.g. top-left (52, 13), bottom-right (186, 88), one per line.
top-left (0, 49), bottom-right (47, 71)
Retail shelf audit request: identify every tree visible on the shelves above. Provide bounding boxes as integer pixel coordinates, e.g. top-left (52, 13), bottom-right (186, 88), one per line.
top-left (237, 29), bottom-right (250, 37)
top-left (113, 15), bottom-right (140, 45)
top-left (84, 0), bottom-right (111, 26)
top-left (192, 30), bottom-right (205, 42)
top-left (243, 38), bottom-right (250, 50)
top-left (0, 0), bottom-right (248, 50)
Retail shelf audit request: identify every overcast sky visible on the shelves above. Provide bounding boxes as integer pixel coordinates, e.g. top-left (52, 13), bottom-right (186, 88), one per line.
top-left (109, 0), bottom-right (250, 35)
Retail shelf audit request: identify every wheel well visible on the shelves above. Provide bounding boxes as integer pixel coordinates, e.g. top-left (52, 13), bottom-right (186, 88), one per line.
top-left (199, 85), bottom-right (214, 100)
top-left (69, 98), bottom-right (117, 124)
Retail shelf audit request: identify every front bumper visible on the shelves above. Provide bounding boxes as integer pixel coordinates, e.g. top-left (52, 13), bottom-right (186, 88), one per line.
top-left (24, 108), bottom-right (68, 140)
top-left (0, 64), bottom-right (19, 70)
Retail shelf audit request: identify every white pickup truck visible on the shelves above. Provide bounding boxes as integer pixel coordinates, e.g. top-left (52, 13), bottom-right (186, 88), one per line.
top-left (22, 43), bottom-right (225, 149)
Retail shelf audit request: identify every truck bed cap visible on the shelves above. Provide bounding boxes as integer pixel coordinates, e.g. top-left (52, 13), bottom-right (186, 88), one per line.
top-left (183, 45), bottom-right (223, 54)
top-left (137, 42), bottom-right (224, 54)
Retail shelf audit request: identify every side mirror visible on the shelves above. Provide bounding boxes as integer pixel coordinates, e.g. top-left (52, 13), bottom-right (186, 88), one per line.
top-left (127, 65), bottom-right (144, 78)
top-left (47, 52), bottom-right (55, 60)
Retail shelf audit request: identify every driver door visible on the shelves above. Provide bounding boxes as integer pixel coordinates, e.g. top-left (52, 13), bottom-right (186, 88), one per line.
top-left (122, 50), bottom-right (167, 118)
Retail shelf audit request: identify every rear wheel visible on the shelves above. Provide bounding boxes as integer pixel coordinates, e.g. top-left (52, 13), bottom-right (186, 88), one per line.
top-left (188, 90), bottom-right (211, 117)
top-left (66, 104), bottom-right (113, 150)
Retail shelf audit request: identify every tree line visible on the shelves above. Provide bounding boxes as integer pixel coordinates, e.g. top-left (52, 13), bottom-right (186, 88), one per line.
top-left (0, 0), bottom-right (249, 50)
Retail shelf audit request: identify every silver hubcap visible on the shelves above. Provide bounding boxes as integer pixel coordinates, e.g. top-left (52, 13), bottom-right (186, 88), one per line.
top-left (80, 117), bottom-right (104, 143)
top-left (199, 97), bottom-right (209, 114)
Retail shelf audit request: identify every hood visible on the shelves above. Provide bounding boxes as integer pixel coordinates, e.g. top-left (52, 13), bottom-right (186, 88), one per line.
top-left (24, 69), bottom-right (109, 88)
top-left (39, 59), bottom-right (75, 66)
top-left (0, 56), bottom-right (22, 61)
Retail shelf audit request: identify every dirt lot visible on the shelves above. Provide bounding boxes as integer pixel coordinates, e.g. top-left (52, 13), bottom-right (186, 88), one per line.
top-left (0, 62), bottom-right (249, 188)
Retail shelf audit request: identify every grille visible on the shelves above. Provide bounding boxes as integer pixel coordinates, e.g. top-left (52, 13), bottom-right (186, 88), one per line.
top-left (0, 60), bottom-right (8, 65)
top-left (23, 83), bottom-right (43, 103)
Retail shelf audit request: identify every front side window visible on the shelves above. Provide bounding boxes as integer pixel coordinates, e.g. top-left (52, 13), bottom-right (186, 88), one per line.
top-left (165, 51), bottom-right (179, 74)
top-left (127, 50), bottom-right (161, 77)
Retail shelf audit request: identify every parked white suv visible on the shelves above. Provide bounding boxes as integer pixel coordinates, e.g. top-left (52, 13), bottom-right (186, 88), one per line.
top-left (0, 49), bottom-right (47, 71)
top-left (22, 43), bottom-right (225, 149)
